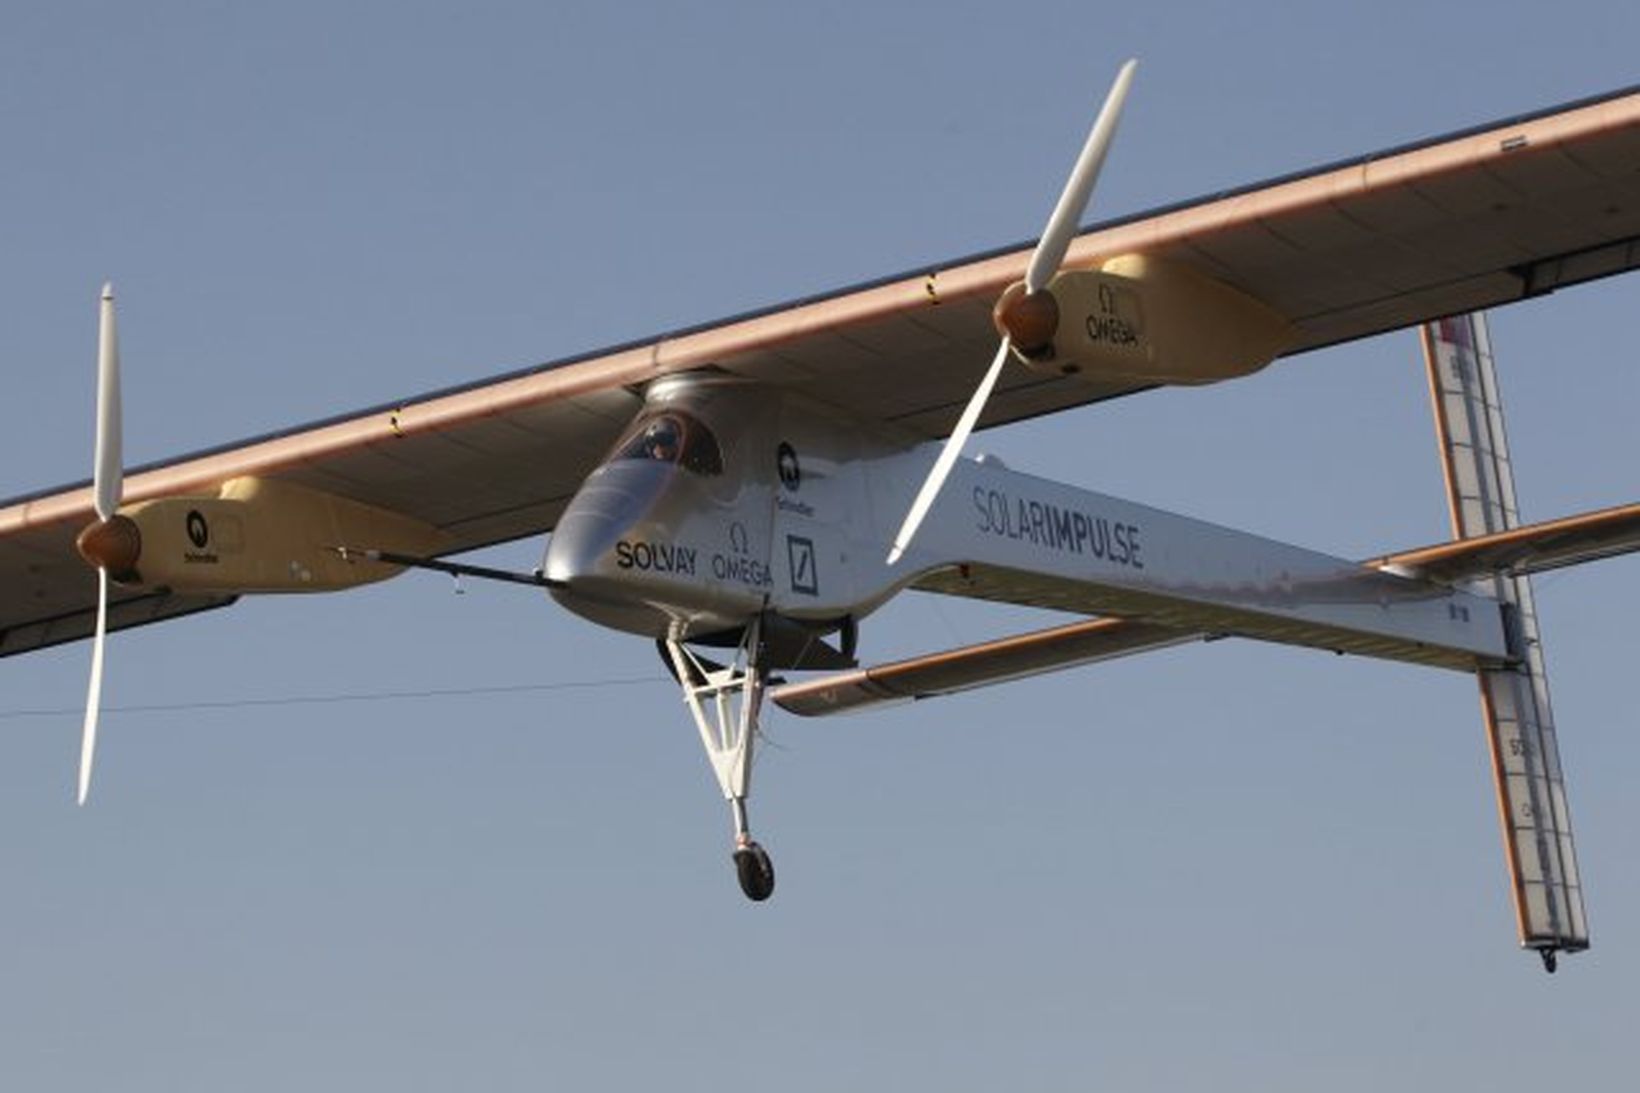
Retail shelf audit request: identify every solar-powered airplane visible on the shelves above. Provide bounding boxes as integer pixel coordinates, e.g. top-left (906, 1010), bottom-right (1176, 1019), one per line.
top-left (4, 65), bottom-right (1638, 971)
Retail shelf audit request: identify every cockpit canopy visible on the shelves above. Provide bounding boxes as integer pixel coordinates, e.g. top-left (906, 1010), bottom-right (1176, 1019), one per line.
top-left (610, 410), bottom-right (724, 476)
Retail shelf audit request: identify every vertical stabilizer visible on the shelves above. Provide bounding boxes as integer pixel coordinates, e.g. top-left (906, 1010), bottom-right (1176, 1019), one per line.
top-left (1423, 314), bottom-right (1589, 970)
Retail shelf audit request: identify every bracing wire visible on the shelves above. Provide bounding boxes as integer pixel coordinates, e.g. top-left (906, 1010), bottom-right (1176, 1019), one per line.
top-left (0, 674), bottom-right (666, 722)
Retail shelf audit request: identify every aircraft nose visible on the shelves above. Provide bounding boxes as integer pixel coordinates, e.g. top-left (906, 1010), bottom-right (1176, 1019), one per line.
top-left (542, 461), bottom-right (670, 590)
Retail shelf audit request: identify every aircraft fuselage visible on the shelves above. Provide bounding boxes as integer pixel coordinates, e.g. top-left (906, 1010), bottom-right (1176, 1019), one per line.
top-left (544, 373), bottom-right (1506, 669)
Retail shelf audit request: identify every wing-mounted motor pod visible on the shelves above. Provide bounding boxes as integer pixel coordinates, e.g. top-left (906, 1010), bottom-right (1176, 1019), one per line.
top-left (76, 476), bottom-right (445, 593)
top-left (994, 254), bottom-right (1294, 384)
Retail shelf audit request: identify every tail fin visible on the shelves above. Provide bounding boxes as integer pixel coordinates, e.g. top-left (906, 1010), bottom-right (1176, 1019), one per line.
top-left (1423, 314), bottom-right (1589, 970)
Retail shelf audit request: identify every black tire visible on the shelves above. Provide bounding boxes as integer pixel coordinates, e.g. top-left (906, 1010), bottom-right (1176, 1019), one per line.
top-left (733, 842), bottom-right (776, 902)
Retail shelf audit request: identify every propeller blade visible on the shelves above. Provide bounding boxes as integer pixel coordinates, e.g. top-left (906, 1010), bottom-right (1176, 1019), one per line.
top-left (1024, 58), bottom-right (1137, 294)
top-left (886, 337), bottom-right (1011, 565)
top-left (78, 567), bottom-right (109, 805)
top-left (886, 61), bottom-right (1137, 565)
top-left (94, 283), bottom-right (122, 521)
top-left (80, 284), bottom-right (124, 803)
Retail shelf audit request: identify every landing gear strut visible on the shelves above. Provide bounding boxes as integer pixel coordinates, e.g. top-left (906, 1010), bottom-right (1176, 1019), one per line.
top-left (665, 616), bottom-right (776, 902)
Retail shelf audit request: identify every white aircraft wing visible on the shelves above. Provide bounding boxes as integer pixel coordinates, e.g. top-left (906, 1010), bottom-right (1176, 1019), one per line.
top-left (5, 86), bottom-right (1639, 656)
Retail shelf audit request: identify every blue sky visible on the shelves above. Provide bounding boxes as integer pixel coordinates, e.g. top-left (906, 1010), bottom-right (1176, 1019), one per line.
top-left (1, 3), bottom-right (1636, 1089)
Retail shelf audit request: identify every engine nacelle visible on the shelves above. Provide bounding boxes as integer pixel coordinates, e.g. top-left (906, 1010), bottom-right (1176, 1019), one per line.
top-left (108, 476), bottom-right (444, 592)
top-left (1006, 254), bottom-right (1294, 385)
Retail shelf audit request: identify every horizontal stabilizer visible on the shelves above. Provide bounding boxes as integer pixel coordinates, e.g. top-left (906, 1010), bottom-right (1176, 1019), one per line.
top-left (772, 617), bottom-right (1191, 716)
top-left (1367, 501), bottom-right (1640, 583)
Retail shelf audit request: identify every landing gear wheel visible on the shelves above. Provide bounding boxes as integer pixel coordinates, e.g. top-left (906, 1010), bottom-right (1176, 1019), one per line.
top-left (733, 841), bottom-right (776, 902)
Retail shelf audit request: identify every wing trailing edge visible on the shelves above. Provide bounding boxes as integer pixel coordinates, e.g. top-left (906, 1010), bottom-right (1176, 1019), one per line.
top-left (0, 589), bottom-right (239, 659)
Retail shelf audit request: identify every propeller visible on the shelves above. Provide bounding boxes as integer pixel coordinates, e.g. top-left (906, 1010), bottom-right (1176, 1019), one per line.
top-left (73, 283), bottom-right (133, 805)
top-left (886, 60), bottom-right (1137, 566)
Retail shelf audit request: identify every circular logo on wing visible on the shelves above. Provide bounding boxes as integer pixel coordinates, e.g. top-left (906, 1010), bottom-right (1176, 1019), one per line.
top-left (185, 509), bottom-right (209, 549)
top-left (776, 442), bottom-right (801, 491)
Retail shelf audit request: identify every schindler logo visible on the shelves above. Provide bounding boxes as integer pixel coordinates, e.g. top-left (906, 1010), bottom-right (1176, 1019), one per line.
top-left (776, 442), bottom-right (801, 490)
top-left (184, 509), bottom-right (219, 564)
top-left (775, 441), bottom-right (815, 517)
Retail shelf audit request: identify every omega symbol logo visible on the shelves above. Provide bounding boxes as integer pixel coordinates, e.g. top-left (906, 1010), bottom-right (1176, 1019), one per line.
top-left (185, 510), bottom-right (210, 549)
top-left (776, 442), bottom-right (801, 491)
top-left (729, 521), bottom-right (750, 554)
